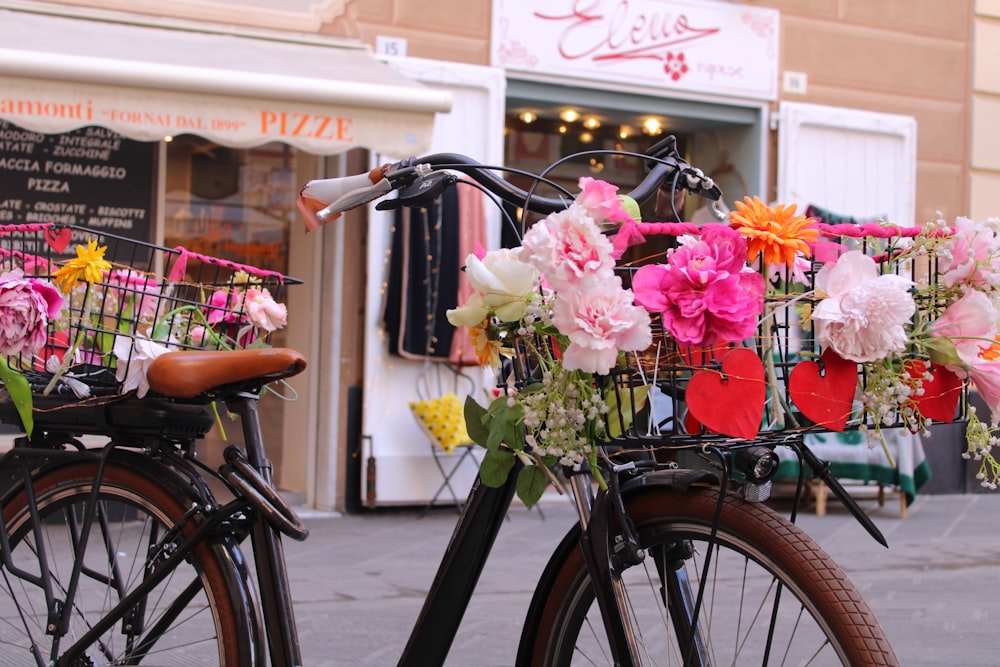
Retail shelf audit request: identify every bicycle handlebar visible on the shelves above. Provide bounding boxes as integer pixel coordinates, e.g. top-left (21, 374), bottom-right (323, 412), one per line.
top-left (296, 139), bottom-right (723, 230)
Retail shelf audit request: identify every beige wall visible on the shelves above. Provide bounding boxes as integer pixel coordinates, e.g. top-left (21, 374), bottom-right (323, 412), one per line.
top-left (38, 0), bottom-right (975, 223)
top-left (972, 2), bottom-right (1000, 220)
top-left (748, 0), bottom-right (973, 223)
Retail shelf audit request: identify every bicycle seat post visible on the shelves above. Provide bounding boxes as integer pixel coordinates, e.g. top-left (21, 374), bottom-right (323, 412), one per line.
top-left (227, 393), bottom-right (270, 475)
top-left (226, 391), bottom-right (304, 667)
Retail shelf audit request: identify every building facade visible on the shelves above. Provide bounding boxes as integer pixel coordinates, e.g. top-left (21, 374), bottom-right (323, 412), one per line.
top-left (0, 0), bottom-right (981, 509)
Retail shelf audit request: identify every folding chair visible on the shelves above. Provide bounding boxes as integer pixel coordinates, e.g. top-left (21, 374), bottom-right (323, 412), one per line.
top-left (409, 363), bottom-right (480, 514)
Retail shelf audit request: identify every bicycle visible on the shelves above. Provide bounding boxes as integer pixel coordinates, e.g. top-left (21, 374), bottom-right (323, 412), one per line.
top-left (0, 140), bottom-right (904, 666)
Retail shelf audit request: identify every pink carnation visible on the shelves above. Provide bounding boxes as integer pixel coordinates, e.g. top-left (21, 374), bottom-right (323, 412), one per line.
top-left (0, 269), bottom-right (65, 358)
top-left (551, 279), bottom-right (651, 374)
top-left (575, 177), bottom-right (633, 224)
top-left (518, 204), bottom-right (615, 292)
top-left (632, 225), bottom-right (764, 347)
top-left (245, 288), bottom-right (287, 332)
top-left (204, 289), bottom-right (242, 325)
top-left (812, 251), bottom-right (915, 363)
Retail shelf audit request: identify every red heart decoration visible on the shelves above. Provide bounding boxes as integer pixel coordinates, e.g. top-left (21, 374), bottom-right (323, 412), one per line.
top-left (904, 359), bottom-right (962, 423)
top-left (685, 348), bottom-right (765, 440)
top-left (44, 226), bottom-right (72, 254)
top-left (788, 349), bottom-right (857, 431)
top-left (683, 410), bottom-right (703, 435)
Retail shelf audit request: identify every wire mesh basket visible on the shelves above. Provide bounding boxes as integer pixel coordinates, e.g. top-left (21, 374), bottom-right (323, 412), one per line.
top-left (601, 220), bottom-right (965, 447)
top-left (0, 223), bottom-right (297, 397)
top-left (499, 216), bottom-right (968, 455)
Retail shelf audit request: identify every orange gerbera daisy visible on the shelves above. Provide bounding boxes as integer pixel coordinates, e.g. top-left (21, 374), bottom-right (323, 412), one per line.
top-left (729, 196), bottom-right (819, 267)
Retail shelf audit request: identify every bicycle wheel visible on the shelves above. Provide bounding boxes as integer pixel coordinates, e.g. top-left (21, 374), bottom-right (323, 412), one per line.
top-left (519, 484), bottom-right (898, 666)
top-left (0, 453), bottom-right (261, 666)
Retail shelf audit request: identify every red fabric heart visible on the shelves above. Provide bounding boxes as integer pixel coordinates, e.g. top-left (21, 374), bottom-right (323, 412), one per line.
top-left (44, 226), bottom-right (72, 254)
top-left (788, 349), bottom-right (857, 431)
top-left (683, 410), bottom-right (703, 435)
top-left (686, 348), bottom-right (765, 440)
top-left (904, 359), bottom-right (962, 423)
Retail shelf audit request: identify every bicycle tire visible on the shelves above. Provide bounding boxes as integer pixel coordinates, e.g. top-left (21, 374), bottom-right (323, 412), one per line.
top-left (518, 484), bottom-right (898, 666)
top-left (0, 453), bottom-right (262, 666)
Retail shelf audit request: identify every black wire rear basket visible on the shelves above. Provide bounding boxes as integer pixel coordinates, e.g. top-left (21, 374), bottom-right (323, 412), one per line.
top-left (0, 223), bottom-right (298, 398)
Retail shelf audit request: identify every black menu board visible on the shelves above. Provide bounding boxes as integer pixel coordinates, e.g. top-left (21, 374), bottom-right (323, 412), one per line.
top-left (0, 121), bottom-right (155, 244)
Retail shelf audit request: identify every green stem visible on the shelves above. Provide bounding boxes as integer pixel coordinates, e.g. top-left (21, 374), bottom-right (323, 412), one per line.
top-left (44, 289), bottom-right (92, 395)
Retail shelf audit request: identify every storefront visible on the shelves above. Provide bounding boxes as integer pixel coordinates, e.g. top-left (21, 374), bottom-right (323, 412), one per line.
top-left (355, 0), bottom-right (923, 508)
top-left (355, 0), bottom-right (780, 507)
top-left (0, 5), bottom-right (453, 509)
top-left (493, 0), bottom-right (777, 219)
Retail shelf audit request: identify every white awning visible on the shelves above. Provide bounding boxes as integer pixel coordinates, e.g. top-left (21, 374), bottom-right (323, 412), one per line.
top-left (0, 9), bottom-right (452, 155)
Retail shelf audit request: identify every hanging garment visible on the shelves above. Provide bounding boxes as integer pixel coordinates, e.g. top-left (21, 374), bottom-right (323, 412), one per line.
top-left (449, 180), bottom-right (490, 366)
top-left (383, 185), bottom-right (461, 359)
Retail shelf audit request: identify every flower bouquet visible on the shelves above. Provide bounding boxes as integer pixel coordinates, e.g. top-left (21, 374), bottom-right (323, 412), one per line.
top-left (448, 177), bottom-right (1000, 506)
top-left (0, 223), bottom-right (295, 437)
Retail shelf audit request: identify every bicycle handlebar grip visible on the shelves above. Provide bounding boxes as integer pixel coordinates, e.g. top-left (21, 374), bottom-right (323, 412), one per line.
top-left (296, 164), bottom-right (393, 232)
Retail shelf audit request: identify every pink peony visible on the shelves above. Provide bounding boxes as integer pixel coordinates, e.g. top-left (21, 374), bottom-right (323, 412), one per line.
top-left (188, 325), bottom-right (209, 347)
top-left (105, 269), bottom-right (162, 320)
top-left (939, 216), bottom-right (1000, 289)
top-left (244, 288), bottom-right (287, 332)
top-left (551, 279), bottom-right (652, 374)
top-left (518, 204), bottom-right (616, 292)
top-left (927, 289), bottom-right (1000, 420)
top-left (929, 289), bottom-right (997, 354)
top-left (965, 356), bottom-right (1000, 424)
top-left (632, 225), bottom-right (764, 347)
top-left (0, 269), bottom-right (65, 358)
top-left (21, 254), bottom-right (51, 277)
top-left (204, 289), bottom-right (242, 325)
top-left (812, 251), bottom-right (915, 363)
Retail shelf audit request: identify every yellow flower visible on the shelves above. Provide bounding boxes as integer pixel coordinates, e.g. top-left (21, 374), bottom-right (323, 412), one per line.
top-left (53, 240), bottom-right (112, 293)
top-left (729, 196), bottom-right (819, 267)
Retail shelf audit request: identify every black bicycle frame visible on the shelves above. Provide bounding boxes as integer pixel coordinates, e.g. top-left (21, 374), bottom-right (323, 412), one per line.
top-left (397, 461), bottom-right (522, 666)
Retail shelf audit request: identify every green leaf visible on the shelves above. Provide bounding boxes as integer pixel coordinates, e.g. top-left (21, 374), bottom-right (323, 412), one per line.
top-left (515, 465), bottom-right (549, 507)
top-left (479, 448), bottom-right (515, 487)
top-left (463, 395), bottom-right (490, 447)
top-left (0, 360), bottom-right (33, 438)
top-left (485, 398), bottom-right (523, 452)
top-left (606, 384), bottom-right (650, 438)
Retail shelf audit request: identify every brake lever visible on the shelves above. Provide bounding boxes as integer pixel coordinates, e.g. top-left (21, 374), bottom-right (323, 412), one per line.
top-left (375, 171), bottom-right (459, 211)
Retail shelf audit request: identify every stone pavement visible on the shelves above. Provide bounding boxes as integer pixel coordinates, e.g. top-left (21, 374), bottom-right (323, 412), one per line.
top-left (283, 491), bottom-right (1000, 666)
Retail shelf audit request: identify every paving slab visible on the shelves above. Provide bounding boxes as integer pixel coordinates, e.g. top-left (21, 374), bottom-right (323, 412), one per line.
top-left (284, 492), bottom-right (1000, 666)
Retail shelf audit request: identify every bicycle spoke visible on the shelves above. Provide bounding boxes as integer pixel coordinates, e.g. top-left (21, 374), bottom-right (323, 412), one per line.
top-left (0, 460), bottom-right (258, 665)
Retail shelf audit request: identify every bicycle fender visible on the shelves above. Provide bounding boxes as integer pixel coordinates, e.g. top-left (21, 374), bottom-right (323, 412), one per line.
top-left (620, 468), bottom-right (719, 495)
top-left (516, 470), bottom-right (718, 667)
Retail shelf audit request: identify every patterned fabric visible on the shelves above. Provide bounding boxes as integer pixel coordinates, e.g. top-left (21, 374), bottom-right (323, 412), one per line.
top-left (409, 392), bottom-right (473, 454)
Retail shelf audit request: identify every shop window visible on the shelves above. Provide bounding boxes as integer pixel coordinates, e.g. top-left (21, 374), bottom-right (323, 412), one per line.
top-left (164, 135), bottom-right (299, 476)
top-left (164, 135), bottom-right (294, 276)
top-left (503, 108), bottom-right (692, 251)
